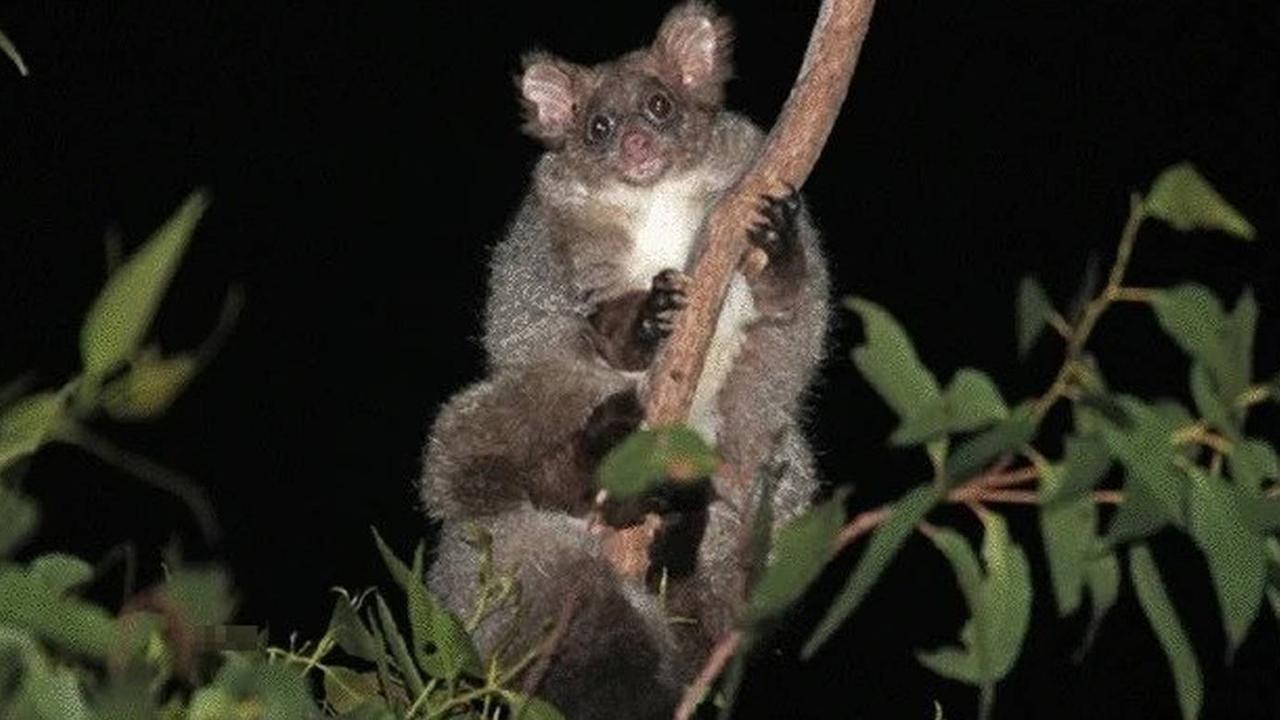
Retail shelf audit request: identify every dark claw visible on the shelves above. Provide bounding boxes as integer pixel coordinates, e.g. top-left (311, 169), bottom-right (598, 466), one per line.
top-left (747, 185), bottom-right (801, 263)
top-left (636, 269), bottom-right (689, 345)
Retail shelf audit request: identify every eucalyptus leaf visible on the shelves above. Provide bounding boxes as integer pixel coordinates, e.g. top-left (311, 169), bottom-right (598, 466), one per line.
top-left (745, 490), bottom-right (847, 624)
top-left (891, 369), bottom-right (1008, 446)
top-left (1186, 465), bottom-right (1266, 655)
top-left (597, 426), bottom-right (718, 501)
top-left (100, 352), bottom-right (198, 421)
top-left (1152, 284), bottom-right (1229, 384)
top-left (1041, 492), bottom-right (1096, 616)
top-left (1078, 550), bottom-right (1120, 658)
top-left (1104, 480), bottom-right (1173, 546)
top-left (0, 392), bottom-right (63, 472)
top-left (323, 667), bottom-right (383, 715)
top-left (328, 589), bottom-right (380, 662)
top-left (80, 191), bottom-right (209, 380)
top-left (187, 653), bottom-right (319, 720)
top-left (1129, 544), bottom-right (1203, 720)
top-left (28, 554), bottom-right (93, 596)
top-left (845, 297), bottom-right (942, 420)
top-left (1145, 162), bottom-right (1256, 240)
top-left (802, 484), bottom-right (941, 658)
top-left (1097, 398), bottom-right (1185, 527)
top-left (371, 529), bottom-right (483, 680)
top-left (1229, 438), bottom-right (1279, 495)
top-left (976, 513), bottom-right (1033, 679)
top-left (0, 26), bottom-right (28, 76)
top-left (373, 593), bottom-right (426, 699)
top-left (944, 403), bottom-right (1037, 483)
top-left (0, 568), bottom-right (115, 659)
top-left (160, 566), bottom-right (234, 629)
top-left (509, 693), bottom-right (568, 720)
top-left (1189, 363), bottom-right (1236, 439)
top-left (0, 486), bottom-right (38, 557)
top-left (917, 515), bottom-right (1032, 690)
top-left (1015, 276), bottom-right (1055, 356)
top-left (1044, 435), bottom-right (1111, 505)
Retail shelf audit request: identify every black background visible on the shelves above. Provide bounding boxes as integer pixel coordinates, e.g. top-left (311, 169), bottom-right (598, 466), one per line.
top-left (2, 1), bottom-right (1278, 717)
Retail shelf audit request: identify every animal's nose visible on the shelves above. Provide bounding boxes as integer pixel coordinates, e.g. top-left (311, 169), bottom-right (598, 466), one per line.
top-left (621, 129), bottom-right (653, 159)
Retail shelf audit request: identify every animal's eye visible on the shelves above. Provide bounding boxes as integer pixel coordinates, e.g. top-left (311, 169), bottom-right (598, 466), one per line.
top-left (644, 92), bottom-right (673, 122)
top-left (586, 114), bottom-right (614, 144)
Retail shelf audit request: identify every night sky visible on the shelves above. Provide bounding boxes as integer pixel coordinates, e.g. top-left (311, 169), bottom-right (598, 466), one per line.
top-left (1, 1), bottom-right (1278, 717)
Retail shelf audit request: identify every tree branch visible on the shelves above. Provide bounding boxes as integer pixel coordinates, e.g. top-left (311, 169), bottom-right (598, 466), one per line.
top-left (646, 0), bottom-right (877, 425)
top-left (604, 0), bottom-right (878, 582)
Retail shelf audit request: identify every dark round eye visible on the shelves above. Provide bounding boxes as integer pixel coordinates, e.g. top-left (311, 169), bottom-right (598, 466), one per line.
top-left (645, 92), bottom-right (673, 122)
top-left (586, 114), bottom-right (614, 144)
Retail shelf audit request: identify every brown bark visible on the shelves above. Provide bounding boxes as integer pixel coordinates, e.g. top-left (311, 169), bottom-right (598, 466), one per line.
top-left (645, 0), bottom-right (878, 424)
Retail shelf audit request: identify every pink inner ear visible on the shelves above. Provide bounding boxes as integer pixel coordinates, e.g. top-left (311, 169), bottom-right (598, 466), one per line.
top-left (668, 16), bottom-right (717, 88)
top-left (522, 64), bottom-right (574, 131)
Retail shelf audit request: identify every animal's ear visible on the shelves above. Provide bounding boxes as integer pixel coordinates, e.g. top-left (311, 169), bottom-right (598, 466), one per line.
top-left (517, 52), bottom-right (584, 145)
top-left (652, 1), bottom-right (733, 108)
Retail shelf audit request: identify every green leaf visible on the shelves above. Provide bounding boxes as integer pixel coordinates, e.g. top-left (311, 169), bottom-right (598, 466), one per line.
top-left (1097, 398), bottom-right (1185, 528)
top-left (1229, 438), bottom-right (1279, 496)
top-left (891, 369), bottom-right (1008, 446)
top-left (80, 191), bottom-right (209, 380)
top-left (1152, 284), bottom-right (1229, 380)
top-left (917, 515), bottom-right (1032, 689)
top-left (323, 666), bottom-right (383, 714)
top-left (28, 554), bottom-right (93, 596)
top-left (0, 567), bottom-right (115, 659)
top-left (1129, 544), bottom-right (1203, 720)
top-left (1145, 162), bottom-right (1256, 240)
top-left (101, 352), bottom-right (198, 421)
top-left (975, 513), bottom-right (1033, 679)
top-left (1041, 489), bottom-right (1097, 616)
top-left (1190, 363), bottom-right (1236, 439)
top-left (508, 693), bottom-right (568, 720)
top-left (1266, 539), bottom-right (1280, 620)
top-left (1104, 480), bottom-right (1172, 546)
top-left (0, 26), bottom-right (28, 76)
top-left (944, 403), bottom-right (1037, 483)
top-left (373, 593), bottom-right (426, 700)
top-left (0, 486), bottom-right (38, 557)
top-left (1152, 285), bottom-right (1258, 417)
top-left (1044, 435), bottom-right (1111, 505)
top-left (802, 484), bottom-right (941, 658)
top-left (160, 566), bottom-right (234, 629)
top-left (1078, 550), bottom-right (1120, 657)
top-left (188, 653), bottom-right (319, 720)
top-left (844, 298), bottom-right (942, 420)
top-left (745, 490), bottom-right (847, 624)
top-left (596, 425), bottom-right (719, 501)
top-left (1225, 287), bottom-right (1257, 399)
top-left (328, 589), bottom-right (381, 662)
top-left (371, 529), bottom-right (483, 680)
top-left (1016, 276), bottom-right (1056, 356)
top-left (1186, 466), bottom-right (1266, 655)
top-left (0, 392), bottom-right (63, 472)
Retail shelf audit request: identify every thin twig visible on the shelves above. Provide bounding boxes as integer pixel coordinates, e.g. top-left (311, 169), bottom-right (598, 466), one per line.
top-left (674, 630), bottom-right (743, 720)
top-left (57, 421), bottom-right (220, 541)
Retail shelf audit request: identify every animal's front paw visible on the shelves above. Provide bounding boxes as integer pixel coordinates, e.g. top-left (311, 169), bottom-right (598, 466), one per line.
top-left (580, 388), bottom-right (645, 461)
top-left (636, 269), bottom-right (690, 346)
top-left (747, 185), bottom-right (801, 265)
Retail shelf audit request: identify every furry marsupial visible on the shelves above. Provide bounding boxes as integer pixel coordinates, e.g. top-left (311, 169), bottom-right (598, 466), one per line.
top-left (419, 3), bottom-right (830, 717)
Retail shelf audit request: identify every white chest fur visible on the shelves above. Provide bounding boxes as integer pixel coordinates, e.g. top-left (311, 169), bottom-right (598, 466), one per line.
top-left (601, 177), bottom-right (760, 443)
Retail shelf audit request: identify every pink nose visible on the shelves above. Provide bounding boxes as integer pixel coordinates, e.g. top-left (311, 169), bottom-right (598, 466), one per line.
top-left (621, 130), bottom-right (653, 160)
